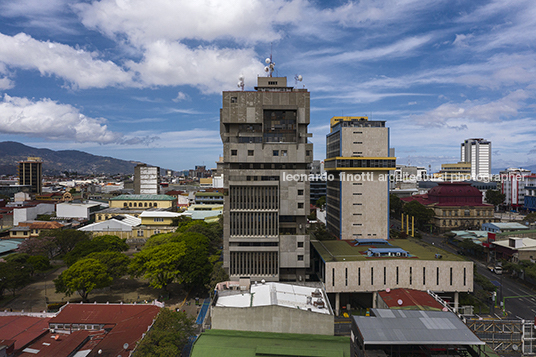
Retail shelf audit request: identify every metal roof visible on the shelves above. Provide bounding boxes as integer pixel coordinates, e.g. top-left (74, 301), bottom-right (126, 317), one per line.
top-left (0, 239), bottom-right (24, 255)
top-left (354, 309), bottom-right (484, 346)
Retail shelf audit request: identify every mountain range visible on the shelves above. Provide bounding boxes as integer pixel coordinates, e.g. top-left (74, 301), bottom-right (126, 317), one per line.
top-left (0, 141), bottom-right (145, 175)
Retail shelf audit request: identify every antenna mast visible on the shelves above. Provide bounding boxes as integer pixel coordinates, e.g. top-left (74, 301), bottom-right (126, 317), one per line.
top-left (264, 43), bottom-right (275, 77)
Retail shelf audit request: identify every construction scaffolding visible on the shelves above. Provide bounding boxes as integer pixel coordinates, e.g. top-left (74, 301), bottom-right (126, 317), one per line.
top-left (466, 319), bottom-right (536, 354)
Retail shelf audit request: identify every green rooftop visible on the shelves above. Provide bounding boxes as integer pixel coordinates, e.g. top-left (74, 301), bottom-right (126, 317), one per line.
top-left (109, 194), bottom-right (175, 201)
top-left (190, 329), bottom-right (350, 357)
top-left (497, 229), bottom-right (536, 237)
top-left (312, 238), bottom-right (464, 262)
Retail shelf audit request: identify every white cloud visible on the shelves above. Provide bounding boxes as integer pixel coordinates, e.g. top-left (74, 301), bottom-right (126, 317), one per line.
top-left (0, 94), bottom-right (123, 143)
top-left (126, 41), bottom-right (263, 93)
top-left (173, 91), bottom-right (189, 102)
top-left (0, 32), bottom-right (134, 89)
top-left (412, 90), bottom-right (530, 127)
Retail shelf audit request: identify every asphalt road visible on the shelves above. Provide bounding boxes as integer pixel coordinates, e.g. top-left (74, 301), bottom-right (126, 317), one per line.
top-left (412, 223), bottom-right (536, 320)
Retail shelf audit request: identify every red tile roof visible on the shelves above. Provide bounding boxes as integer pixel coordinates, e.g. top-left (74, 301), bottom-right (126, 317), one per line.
top-left (17, 331), bottom-right (91, 357)
top-left (378, 288), bottom-right (443, 310)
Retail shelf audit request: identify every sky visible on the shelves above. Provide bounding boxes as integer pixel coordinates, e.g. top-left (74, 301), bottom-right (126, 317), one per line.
top-left (0, 0), bottom-right (535, 173)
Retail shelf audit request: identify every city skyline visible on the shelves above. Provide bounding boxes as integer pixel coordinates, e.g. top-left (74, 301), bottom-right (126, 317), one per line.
top-left (0, 0), bottom-right (535, 171)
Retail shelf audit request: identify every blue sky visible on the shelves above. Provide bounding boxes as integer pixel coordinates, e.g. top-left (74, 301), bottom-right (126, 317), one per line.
top-left (0, 0), bottom-right (535, 173)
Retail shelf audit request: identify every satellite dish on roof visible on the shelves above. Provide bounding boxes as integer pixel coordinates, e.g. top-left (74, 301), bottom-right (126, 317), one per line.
top-left (397, 299), bottom-right (403, 305)
top-left (386, 288), bottom-right (390, 293)
top-left (442, 307), bottom-right (448, 312)
top-left (123, 343), bottom-right (129, 350)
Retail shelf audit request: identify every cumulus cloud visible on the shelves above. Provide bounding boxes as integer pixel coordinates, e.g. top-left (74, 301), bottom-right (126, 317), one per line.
top-left (0, 94), bottom-right (122, 143)
top-left (0, 32), bottom-right (134, 89)
top-left (126, 41), bottom-right (263, 93)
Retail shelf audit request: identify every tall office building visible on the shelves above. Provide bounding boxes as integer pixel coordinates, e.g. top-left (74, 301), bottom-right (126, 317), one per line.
top-left (461, 138), bottom-right (491, 180)
top-left (325, 117), bottom-right (395, 240)
top-left (220, 75), bottom-right (313, 282)
top-left (18, 157), bottom-right (42, 194)
top-left (134, 164), bottom-right (160, 194)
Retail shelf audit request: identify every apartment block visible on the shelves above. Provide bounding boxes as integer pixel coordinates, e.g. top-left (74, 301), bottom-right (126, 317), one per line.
top-left (134, 164), bottom-right (160, 194)
top-left (220, 76), bottom-right (313, 282)
top-left (325, 117), bottom-right (395, 240)
top-left (461, 138), bottom-right (491, 179)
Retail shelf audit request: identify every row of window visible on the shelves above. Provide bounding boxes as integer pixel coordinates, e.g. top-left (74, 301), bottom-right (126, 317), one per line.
top-left (123, 202), bottom-right (159, 208)
top-left (335, 266), bottom-right (466, 287)
top-left (230, 149), bottom-right (312, 156)
top-left (441, 209), bottom-right (492, 217)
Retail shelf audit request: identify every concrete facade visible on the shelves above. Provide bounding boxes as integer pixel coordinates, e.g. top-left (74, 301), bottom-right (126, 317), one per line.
top-left (134, 164), bottom-right (160, 195)
top-left (220, 76), bottom-right (313, 281)
top-left (211, 305), bottom-right (333, 335)
top-left (321, 259), bottom-right (473, 294)
top-left (325, 117), bottom-right (395, 239)
top-left (18, 157), bottom-right (42, 194)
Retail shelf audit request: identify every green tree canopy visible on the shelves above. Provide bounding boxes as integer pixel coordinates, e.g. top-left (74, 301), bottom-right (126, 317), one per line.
top-left (524, 212), bottom-right (536, 224)
top-left (390, 194), bottom-right (404, 216)
top-left (54, 258), bottom-right (112, 302)
top-left (133, 309), bottom-right (194, 357)
top-left (316, 196), bottom-right (326, 208)
top-left (485, 189), bottom-right (505, 207)
top-left (0, 262), bottom-right (31, 297)
top-left (85, 251), bottom-right (130, 279)
top-left (144, 232), bottom-right (176, 249)
top-left (38, 229), bottom-right (91, 256)
top-left (402, 200), bottom-right (435, 228)
top-left (63, 235), bottom-right (128, 266)
top-left (206, 261), bottom-right (229, 292)
top-left (130, 242), bottom-right (187, 291)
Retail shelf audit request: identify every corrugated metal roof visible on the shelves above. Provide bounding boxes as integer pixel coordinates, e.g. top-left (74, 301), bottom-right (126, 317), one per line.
top-left (354, 309), bottom-right (484, 345)
top-left (0, 239), bottom-right (23, 254)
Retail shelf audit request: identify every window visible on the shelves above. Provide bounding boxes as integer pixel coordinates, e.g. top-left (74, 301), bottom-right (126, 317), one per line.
top-left (297, 241), bottom-right (304, 248)
top-left (137, 230), bottom-right (144, 237)
top-left (123, 203), bottom-right (127, 207)
top-left (450, 267), bottom-right (453, 285)
top-left (231, 97), bottom-right (237, 103)
top-left (297, 255), bottom-right (304, 261)
top-left (371, 267), bottom-right (374, 285)
top-left (298, 202), bottom-right (304, 209)
top-left (298, 189), bottom-right (304, 195)
top-left (383, 267), bottom-right (386, 285)
top-left (281, 150), bottom-right (287, 156)
top-left (345, 268), bottom-right (348, 286)
top-left (396, 266), bottom-right (399, 284)
top-left (463, 268), bottom-right (466, 286)
top-left (129, 202), bottom-right (132, 207)
top-left (332, 268), bottom-right (335, 286)
top-left (248, 150), bottom-right (254, 156)
top-left (423, 267), bottom-right (426, 285)
top-left (409, 267), bottom-right (412, 285)
top-left (358, 267), bottom-right (361, 285)
top-left (306, 150), bottom-right (311, 156)
top-left (154, 229), bottom-right (161, 235)
top-left (464, 210), bottom-right (470, 216)
top-left (23, 231), bottom-right (28, 236)
top-left (231, 150), bottom-right (237, 156)
top-left (437, 267), bottom-right (439, 285)
top-left (273, 150), bottom-right (279, 156)
top-left (154, 218), bottom-right (164, 222)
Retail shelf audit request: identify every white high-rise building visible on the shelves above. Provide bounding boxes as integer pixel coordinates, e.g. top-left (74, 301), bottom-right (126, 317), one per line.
top-left (461, 138), bottom-right (491, 180)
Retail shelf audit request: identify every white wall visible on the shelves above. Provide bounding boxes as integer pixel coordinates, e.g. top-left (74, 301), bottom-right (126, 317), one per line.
top-left (13, 204), bottom-right (55, 225)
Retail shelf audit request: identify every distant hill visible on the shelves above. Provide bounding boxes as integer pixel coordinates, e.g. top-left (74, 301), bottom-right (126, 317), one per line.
top-left (0, 141), bottom-right (144, 175)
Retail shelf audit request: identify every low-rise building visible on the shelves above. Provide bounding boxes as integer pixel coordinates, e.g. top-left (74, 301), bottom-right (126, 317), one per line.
top-left (402, 182), bottom-right (497, 232)
top-left (311, 238), bottom-right (472, 315)
top-left (482, 222), bottom-right (529, 233)
top-left (351, 309), bottom-right (484, 357)
top-left (79, 214), bottom-right (141, 239)
top-left (492, 237), bottom-right (536, 262)
top-left (108, 194), bottom-right (176, 210)
top-left (195, 191), bottom-right (224, 205)
top-left (139, 210), bottom-right (183, 226)
top-left (211, 280), bottom-right (333, 335)
top-left (56, 202), bottom-right (103, 220)
top-left (9, 221), bottom-right (64, 238)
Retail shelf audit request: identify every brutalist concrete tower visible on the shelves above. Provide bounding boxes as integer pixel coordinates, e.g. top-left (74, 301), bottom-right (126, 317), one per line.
top-left (220, 73), bottom-right (313, 282)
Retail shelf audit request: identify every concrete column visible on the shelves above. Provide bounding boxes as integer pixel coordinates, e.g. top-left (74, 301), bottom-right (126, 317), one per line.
top-left (335, 293), bottom-right (340, 316)
top-left (372, 292), bottom-right (377, 308)
top-left (454, 292), bottom-right (459, 312)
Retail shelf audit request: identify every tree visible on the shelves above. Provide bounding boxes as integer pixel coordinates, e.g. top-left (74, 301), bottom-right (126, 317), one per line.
top-left (316, 196), bottom-right (326, 208)
top-left (171, 215), bottom-right (192, 227)
top-left (133, 309), bottom-right (194, 357)
top-left (0, 262), bottom-right (31, 297)
top-left (54, 258), bottom-right (112, 302)
top-left (63, 235), bottom-right (128, 266)
top-left (130, 242), bottom-right (187, 291)
top-left (205, 261), bottom-right (229, 292)
top-left (389, 194), bottom-right (403, 216)
top-left (26, 256), bottom-right (52, 275)
top-left (173, 232), bottom-right (212, 288)
top-left (144, 232), bottom-right (176, 249)
top-left (485, 190), bottom-right (505, 208)
top-left (39, 229), bottom-right (91, 256)
top-left (18, 236), bottom-right (57, 259)
top-left (85, 251), bottom-right (130, 279)
top-left (402, 200), bottom-right (435, 228)
top-left (524, 212), bottom-right (536, 224)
